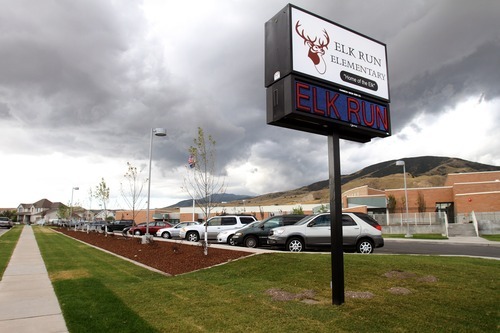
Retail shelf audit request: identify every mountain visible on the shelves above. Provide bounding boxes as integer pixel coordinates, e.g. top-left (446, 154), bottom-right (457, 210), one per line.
top-left (168, 156), bottom-right (500, 207)
top-left (168, 193), bottom-right (253, 208)
top-left (229, 156), bottom-right (500, 206)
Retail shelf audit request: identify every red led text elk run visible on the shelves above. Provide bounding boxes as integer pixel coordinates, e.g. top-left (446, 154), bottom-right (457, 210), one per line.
top-left (295, 81), bottom-right (389, 131)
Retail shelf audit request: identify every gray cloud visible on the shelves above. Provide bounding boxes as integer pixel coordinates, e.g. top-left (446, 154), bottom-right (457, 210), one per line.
top-left (0, 0), bottom-right (499, 207)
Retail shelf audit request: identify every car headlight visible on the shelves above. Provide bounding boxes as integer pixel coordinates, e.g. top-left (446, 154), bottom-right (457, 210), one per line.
top-left (272, 228), bottom-right (285, 235)
top-left (234, 232), bottom-right (242, 236)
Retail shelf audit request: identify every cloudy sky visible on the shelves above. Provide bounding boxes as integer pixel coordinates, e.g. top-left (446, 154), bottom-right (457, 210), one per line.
top-left (1, 0), bottom-right (499, 210)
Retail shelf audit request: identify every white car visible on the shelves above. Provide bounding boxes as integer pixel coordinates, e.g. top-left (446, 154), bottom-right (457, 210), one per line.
top-left (179, 215), bottom-right (257, 242)
top-left (155, 221), bottom-right (200, 239)
top-left (216, 221), bottom-right (260, 245)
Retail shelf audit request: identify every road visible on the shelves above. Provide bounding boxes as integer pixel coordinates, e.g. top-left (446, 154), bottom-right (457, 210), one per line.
top-left (378, 238), bottom-right (500, 259)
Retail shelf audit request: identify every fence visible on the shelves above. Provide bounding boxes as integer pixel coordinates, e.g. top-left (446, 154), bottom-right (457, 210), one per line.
top-left (372, 212), bottom-right (447, 235)
top-left (371, 211), bottom-right (500, 235)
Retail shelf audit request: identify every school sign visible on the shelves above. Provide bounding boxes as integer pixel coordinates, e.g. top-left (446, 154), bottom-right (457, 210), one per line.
top-left (265, 4), bottom-right (391, 142)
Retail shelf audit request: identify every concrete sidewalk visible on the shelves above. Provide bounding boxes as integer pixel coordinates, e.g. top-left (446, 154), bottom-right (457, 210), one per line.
top-left (385, 235), bottom-right (500, 246)
top-left (0, 226), bottom-right (68, 333)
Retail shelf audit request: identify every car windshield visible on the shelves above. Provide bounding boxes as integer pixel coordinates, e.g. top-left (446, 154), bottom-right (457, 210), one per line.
top-left (244, 221), bottom-right (260, 229)
top-left (295, 215), bottom-right (316, 225)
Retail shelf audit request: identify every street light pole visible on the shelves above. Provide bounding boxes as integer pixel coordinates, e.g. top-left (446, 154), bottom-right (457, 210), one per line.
top-left (70, 186), bottom-right (79, 227)
top-left (396, 160), bottom-right (412, 238)
top-left (192, 198), bottom-right (195, 221)
top-left (145, 128), bottom-right (167, 243)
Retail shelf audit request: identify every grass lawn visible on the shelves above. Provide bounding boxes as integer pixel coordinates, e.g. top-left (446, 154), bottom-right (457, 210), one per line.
top-left (33, 227), bottom-right (499, 333)
top-left (482, 234), bottom-right (500, 242)
top-left (0, 226), bottom-right (22, 276)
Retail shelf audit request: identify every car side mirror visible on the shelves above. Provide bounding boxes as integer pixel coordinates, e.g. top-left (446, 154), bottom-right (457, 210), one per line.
top-left (308, 221), bottom-right (315, 227)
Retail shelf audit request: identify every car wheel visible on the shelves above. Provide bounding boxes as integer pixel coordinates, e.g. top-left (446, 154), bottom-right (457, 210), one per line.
top-left (186, 231), bottom-right (199, 242)
top-left (134, 230), bottom-right (142, 236)
top-left (227, 235), bottom-right (235, 246)
top-left (244, 236), bottom-right (258, 248)
top-left (357, 239), bottom-right (374, 254)
top-left (162, 232), bottom-right (171, 239)
top-left (286, 238), bottom-right (304, 252)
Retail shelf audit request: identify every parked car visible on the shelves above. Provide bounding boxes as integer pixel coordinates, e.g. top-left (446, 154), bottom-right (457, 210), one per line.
top-left (155, 221), bottom-right (200, 239)
top-left (0, 217), bottom-right (13, 229)
top-left (122, 223), bottom-right (144, 236)
top-left (103, 220), bottom-right (134, 233)
top-left (88, 221), bottom-right (107, 232)
top-left (179, 215), bottom-right (257, 242)
top-left (232, 214), bottom-right (306, 248)
top-left (267, 212), bottom-right (384, 253)
top-left (216, 221), bottom-right (261, 245)
top-left (129, 221), bottom-right (172, 236)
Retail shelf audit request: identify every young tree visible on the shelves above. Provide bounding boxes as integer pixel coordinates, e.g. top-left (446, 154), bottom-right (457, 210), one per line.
top-left (94, 178), bottom-right (110, 222)
top-left (386, 194), bottom-right (397, 213)
top-left (57, 205), bottom-right (69, 220)
top-left (316, 204), bottom-right (329, 213)
top-left (0, 209), bottom-right (17, 222)
top-left (120, 162), bottom-right (147, 224)
top-left (183, 127), bottom-right (226, 255)
top-left (400, 195), bottom-right (406, 213)
top-left (417, 191), bottom-right (426, 213)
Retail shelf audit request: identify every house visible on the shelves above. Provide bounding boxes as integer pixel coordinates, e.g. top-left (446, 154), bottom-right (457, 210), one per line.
top-left (17, 199), bottom-right (66, 224)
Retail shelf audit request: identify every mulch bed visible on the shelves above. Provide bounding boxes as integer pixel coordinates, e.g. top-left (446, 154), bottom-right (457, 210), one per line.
top-left (56, 228), bottom-right (252, 276)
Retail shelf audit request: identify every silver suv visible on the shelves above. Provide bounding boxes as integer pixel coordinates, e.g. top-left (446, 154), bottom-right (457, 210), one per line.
top-left (267, 212), bottom-right (384, 253)
top-left (0, 217), bottom-right (13, 229)
top-left (179, 215), bottom-right (257, 242)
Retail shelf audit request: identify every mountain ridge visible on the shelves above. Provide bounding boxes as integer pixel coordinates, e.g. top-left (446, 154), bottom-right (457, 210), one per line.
top-left (168, 156), bottom-right (500, 207)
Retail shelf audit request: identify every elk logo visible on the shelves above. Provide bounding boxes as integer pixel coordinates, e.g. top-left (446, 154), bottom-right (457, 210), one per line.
top-left (295, 20), bottom-right (330, 74)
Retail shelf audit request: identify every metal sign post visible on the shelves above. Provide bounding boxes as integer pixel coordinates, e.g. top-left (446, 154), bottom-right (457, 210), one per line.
top-left (328, 132), bottom-right (344, 305)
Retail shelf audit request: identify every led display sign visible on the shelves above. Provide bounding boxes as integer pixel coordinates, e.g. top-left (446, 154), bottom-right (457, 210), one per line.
top-left (267, 75), bottom-right (390, 143)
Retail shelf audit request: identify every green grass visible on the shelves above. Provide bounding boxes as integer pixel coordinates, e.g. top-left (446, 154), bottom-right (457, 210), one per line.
top-left (33, 227), bottom-right (499, 333)
top-left (482, 234), bottom-right (500, 242)
top-left (0, 226), bottom-right (22, 277)
top-left (384, 233), bottom-right (448, 240)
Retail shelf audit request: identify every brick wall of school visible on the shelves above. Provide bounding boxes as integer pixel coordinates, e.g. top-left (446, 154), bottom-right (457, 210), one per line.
top-left (384, 187), bottom-right (453, 214)
top-left (115, 209), bottom-right (172, 223)
top-left (454, 192), bottom-right (500, 213)
top-left (444, 171), bottom-right (500, 186)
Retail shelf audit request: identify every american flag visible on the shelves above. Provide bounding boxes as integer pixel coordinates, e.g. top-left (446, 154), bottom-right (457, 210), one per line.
top-left (188, 155), bottom-right (196, 168)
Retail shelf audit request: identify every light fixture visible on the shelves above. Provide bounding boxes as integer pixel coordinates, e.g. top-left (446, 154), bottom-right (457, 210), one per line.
top-left (396, 160), bottom-right (412, 238)
top-left (145, 128), bottom-right (167, 243)
top-left (70, 186), bottom-right (79, 228)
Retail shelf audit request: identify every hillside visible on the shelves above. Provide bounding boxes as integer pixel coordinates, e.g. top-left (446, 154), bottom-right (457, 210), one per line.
top-left (225, 156), bottom-right (500, 206)
top-left (169, 156), bottom-right (500, 207)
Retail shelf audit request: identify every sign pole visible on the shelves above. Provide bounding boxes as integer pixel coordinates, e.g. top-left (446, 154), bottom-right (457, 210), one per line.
top-left (328, 132), bottom-right (345, 305)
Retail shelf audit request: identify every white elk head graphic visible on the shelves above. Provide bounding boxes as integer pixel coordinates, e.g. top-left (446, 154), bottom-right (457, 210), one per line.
top-left (295, 21), bottom-right (330, 74)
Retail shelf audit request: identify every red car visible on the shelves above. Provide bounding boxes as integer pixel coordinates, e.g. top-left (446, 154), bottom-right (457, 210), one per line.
top-left (129, 221), bottom-right (172, 236)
